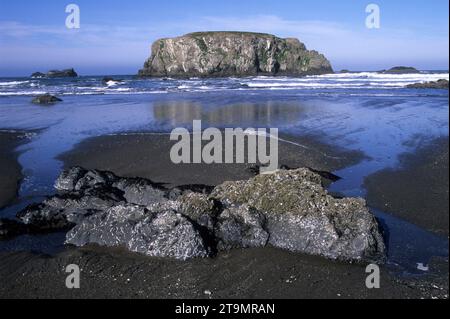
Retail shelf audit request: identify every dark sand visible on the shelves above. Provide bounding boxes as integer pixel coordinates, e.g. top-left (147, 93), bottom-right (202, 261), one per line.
top-left (0, 132), bottom-right (26, 209)
top-left (0, 247), bottom-right (448, 299)
top-left (365, 137), bottom-right (449, 236)
top-left (58, 133), bottom-right (364, 187)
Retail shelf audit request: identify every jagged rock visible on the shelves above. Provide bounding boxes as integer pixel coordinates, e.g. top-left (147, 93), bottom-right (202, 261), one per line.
top-left (407, 79), bottom-right (449, 90)
top-left (138, 32), bottom-right (333, 78)
top-left (31, 69), bottom-right (78, 78)
top-left (54, 166), bottom-right (87, 192)
top-left (214, 205), bottom-right (269, 251)
top-left (128, 210), bottom-right (210, 260)
top-left (210, 169), bottom-right (386, 263)
top-left (178, 192), bottom-right (218, 230)
top-left (66, 205), bottom-right (209, 260)
top-left (31, 94), bottom-right (62, 105)
top-left (17, 201), bottom-right (74, 231)
top-left (14, 166), bottom-right (386, 263)
top-left (113, 178), bottom-right (167, 206)
top-left (31, 72), bottom-right (45, 78)
top-left (66, 204), bottom-right (147, 247)
top-left (46, 69), bottom-right (78, 78)
top-left (15, 188), bottom-right (120, 231)
top-left (55, 167), bottom-right (167, 205)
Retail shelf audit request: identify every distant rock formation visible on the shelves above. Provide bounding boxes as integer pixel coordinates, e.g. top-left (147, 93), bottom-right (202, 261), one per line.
top-left (407, 79), bottom-right (449, 89)
top-left (380, 66), bottom-right (419, 74)
top-left (30, 72), bottom-right (46, 78)
top-left (31, 68), bottom-right (78, 78)
top-left (8, 167), bottom-right (385, 263)
top-left (31, 94), bottom-right (63, 104)
top-left (138, 32), bottom-right (333, 78)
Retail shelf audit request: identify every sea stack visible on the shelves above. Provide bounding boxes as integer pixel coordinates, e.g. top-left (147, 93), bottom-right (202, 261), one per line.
top-left (138, 32), bottom-right (333, 78)
top-left (31, 69), bottom-right (78, 78)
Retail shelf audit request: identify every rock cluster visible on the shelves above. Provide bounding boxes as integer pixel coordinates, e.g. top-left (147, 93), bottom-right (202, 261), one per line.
top-left (6, 167), bottom-right (385, 263)
top-left (406, 79), bottom-right (449, 90)
top-left (138, 32), bottom-right (333, 78)
top-left (380, 66), bottom-right (419, 74)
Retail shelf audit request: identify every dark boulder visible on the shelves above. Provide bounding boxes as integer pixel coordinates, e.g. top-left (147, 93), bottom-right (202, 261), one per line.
top-left (66, 204), bottom-right (210, 260)
top-left (210, 169), bottom-right (386, 263)
top-left (406, 79), bottom-right (449, 90)
top-left (31, 72), bottom-right (45, 78)
top-left (214, 205), bottom-right (269, 251)
top-left (31, 94), bottom-right (62, 105)
top-left (31, 69), bottom-right (78, 78)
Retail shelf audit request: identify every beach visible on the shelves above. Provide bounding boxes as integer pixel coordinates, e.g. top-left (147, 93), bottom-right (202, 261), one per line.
top-left (0, 246), bottom-right (448, 299)
top-left (58, 133), bottom-right (363, 187)
top-left (0, 73), bottom-right (448, 299)
top-left (0, 131), bottom-right (26, 208)
top-left (365, 137), bottom-right (449, 236)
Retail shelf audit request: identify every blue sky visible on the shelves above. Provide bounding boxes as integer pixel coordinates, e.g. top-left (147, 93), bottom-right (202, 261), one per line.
top-left (0, 0), bottom-right (448, 76)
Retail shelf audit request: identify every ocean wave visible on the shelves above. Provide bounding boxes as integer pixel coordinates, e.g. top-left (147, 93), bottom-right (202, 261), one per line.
top-left (0, 80), bottom-right (30, 86)
top-left (308, 72), bottom-right (449, 81)
top-left (245, 82), bottom-right (367, 88)
top-left (0, 72), bottom-right (448, 96)
top-left (0, 91), bottom-right (47, 96)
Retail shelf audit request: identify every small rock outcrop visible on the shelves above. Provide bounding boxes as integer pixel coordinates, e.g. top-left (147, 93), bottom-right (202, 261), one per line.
top-left (31, 69), bottom-right (78, 78)
top-left (10, 167), bottom-right (385, 263)
top-left (381, 66), bottom-right (419, 74)
top-left (138, 32), bottom-right (333, 78)
top-left (31, 94), bottom-right (63, 104)
top-left (406, 79), bottom-right (449, 90)
top-left (31, 72), bottom-right (46, 78)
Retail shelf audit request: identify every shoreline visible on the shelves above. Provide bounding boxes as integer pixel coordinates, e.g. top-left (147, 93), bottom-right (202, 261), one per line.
top-left (365, 137), bottom-right (449, 236)
top-left (0, 246), bottom-right (447, 299)
top-left (58, 132), bottom-right (364, 188)
top-left (0, 131), bottom-right (27, 209)
top-left (0, 131), bottom-right (448, 299)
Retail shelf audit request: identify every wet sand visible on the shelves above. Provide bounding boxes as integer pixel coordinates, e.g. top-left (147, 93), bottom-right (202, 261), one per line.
top-left (365, 137), bottom-right (449, 236)
top-left (0, 132), bottom-right (26, 209)
top-left (0, 247), bottom-right (448, 299)
top-left (1, 132), bottom-right (448, 299)
top-left (58, 133), bottom-right (364, 187)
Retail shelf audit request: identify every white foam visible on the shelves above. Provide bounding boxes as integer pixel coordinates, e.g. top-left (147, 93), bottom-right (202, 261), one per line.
top-left (106, 80), bottom-right (119, 87)
top-left (0, 80), bottom-right (30, 86)
top-left (0, 91), bottom-right (47, 96)
top-left (308, 72), bottom-right (449, 81)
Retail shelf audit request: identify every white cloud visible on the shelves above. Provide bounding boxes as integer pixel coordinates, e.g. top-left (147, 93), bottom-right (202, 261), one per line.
top-left (0, 14), bottom-right (448, 75)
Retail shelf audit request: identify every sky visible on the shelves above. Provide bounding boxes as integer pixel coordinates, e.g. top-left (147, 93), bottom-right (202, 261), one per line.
top-left (0, 0), bottom-right (448, 76)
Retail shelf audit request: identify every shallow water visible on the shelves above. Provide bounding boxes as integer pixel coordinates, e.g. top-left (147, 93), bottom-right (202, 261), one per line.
top-left (0, 73), bottom-right (448, 274)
